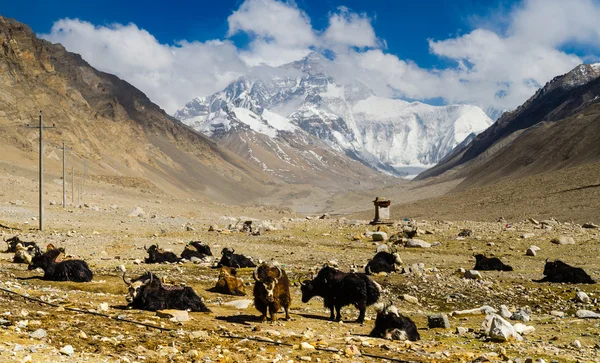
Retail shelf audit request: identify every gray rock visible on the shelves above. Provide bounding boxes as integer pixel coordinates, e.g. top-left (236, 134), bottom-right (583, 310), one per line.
top-left (521, 233), bottom-right (535, 239)
top-left (405, 239), bottom-right (431, 248)
top-left (455, 327), bottom-right (468, 335)
top-left (483, 314), bottom-right (523, 342)
top-left (551, 236), bottom-right (575, 245)
top-left (427, 314), bottom-right (450, 329)
top-left (29, 329), bottom-right (47, 339)
top-left (510, 310), bottom-right (530, 322)
top-left (576, 309), bottom-right (600, 319)
top-left (402, 294), bottom-right (419, 304)
top-left (372, 232), bottom-right (388, 242)
top-left (59, 345), bottom-right (74, 356)
top-left (576, 291), bottom-right (590, 303)
top-left (464, 270), bottom-right (482, 280)
top-left (127, 206), bottom-right (145, 218)
top-left (582, 223), bottom-right (599, 229)
top-left (376, 244), bottom-right (390, 253)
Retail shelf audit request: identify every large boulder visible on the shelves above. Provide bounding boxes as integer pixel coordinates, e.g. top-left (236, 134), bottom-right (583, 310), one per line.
top-left (405, 239), bottom-right (431, 248)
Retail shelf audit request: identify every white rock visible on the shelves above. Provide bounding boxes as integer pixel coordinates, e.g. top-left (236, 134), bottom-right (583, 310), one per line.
top-left (452, 305), bottom-right (497, 316)
top-left (513, 323), bottom-right (535, 335)
top-left (402, 294), bottom-right (419, 304)
top-left (571, 340), bottom-right (582, 348)
top-left (576, 309), bottom-right (600, 319)
top-left (128, 206), bottom-right (145, 218)
top-left (300, 342), bottom-right (315, 350)
top-left (576, 291), bottom-right (590, 303)
top-left (521, 233), bottom-right (535, 239)
top-left (551, 236), bottom-right (575, 245)
top-left (500, 305), bottom-right (512, 319)
top-left (464, 270), bottom-right (482, 280)
top-left (156, 310), bottom-right (189, 322)
top-left (59, 345), bottom-right (74, 356)
top-left (98, 303), bottom-right (109, 312)
top-left (29, 329), bottom-right (47, 339)
top-left (483, 314), bottom-right (522, 342)
top-left (223, 299), bottom-right (252, 309)
top-left (405, 239), bottom-right (431, 248)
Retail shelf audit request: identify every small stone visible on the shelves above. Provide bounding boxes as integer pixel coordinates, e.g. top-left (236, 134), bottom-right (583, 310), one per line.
top-left (189, 330), bottom-right (209, 340)
top-left (128, 206), bottom-right (145, 218)
top-left (513, 323), bottom-right (535, 335)
top-left (29, 329), bottom-right (46, 339)
top-left (98, 302), bottom-right (109, 312)
top-left (464, 270), bottom-right (482, 280)
top-left (510, 310), bottom-right (530, 322)
top-left (521, 233), bottom-right (535, 239)
top-left (525, 247), bottom-right (537, 256)
top-left (576, 309), bottom-right (600, 319)
top-left (223, 299), bottom-right (252, 309)
top-left (372, 232), bottom-right (388, 242)
top-left (405, 239), bottom-right (431, 248)
top-left (455, 327), bottom-right (468, 335)
top-left (576, 291), bottom-right (590, 303)
top-left (344, 345), bottom-right (361, 356)
top-left (529, 218), bottom-right (540, 225)
top-left (78, 331), bottom-right (88, 340)
top-left (428, 314), bottom-right (450, 329)
top-left (500, 305), bottom-right (512, 319)
top-left (550, 310), bottom-right (564, 318)
top-left (156, 310), bottom-right (189, 322)
top-left (402, 294), bottom-right (419, 304)
top-left (186, 226), bottom-right (195, 231)
top-left (300, 342), bottom-right (315, 350)
top-left (571, 340), bottom-right (582, 348)
top-left (551, 236), bottom-right (575, 245)
top-left (59, 345), bottom-right (74, 356)
top-left (299, 357), bottom-right (312, 361)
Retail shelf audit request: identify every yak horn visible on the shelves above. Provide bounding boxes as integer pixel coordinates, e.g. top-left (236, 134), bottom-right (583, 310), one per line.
top-left (366, 265), bottom-right (372, 275)
top-left (252, 267), bottom-right (260, 282)
top-left (122, 271), bottom-right (132, 286)
top-left (545, 257), bottom-right (549, 263)
top-left (275, 266), bottom-right (282, 279)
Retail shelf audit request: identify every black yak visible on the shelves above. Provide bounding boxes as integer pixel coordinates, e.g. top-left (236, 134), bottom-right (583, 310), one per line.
top-left (253, 263), bottom-right (291, 322)
top-left (370, 302), bottom-right (420, 341)
top-left (473, 254), bottom-right (513, 271)
top-left (13, 244), bottom-right (38, 264)
top-left (181, 241), bottom-right (212, 261)
top-left (365, 252), bottom-right (402, 274)
top-left (5, 236), bottom-right (37, 253)
top-left (145, 245), bottom-right (180, 264)
top-left (123, 271), bottom-right (210, 312)
top-left (300, 265), bottom-right (380, 323)
top-left (207, 266), bottom-right (246, 296)
top-left (28, 249), bottom-right (93, 282)
top-left (217, 248), bottom-right (256, 268)
top-left (535, 259), bottom-right (595, 284)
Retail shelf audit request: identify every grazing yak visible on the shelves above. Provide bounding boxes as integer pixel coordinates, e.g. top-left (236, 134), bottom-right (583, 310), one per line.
top-left (370, 302), bottom-right (420, 341)
top-left (535, 259), bottom-right (596, 284)
top-left (217, 248), bottom-right (256, 268)
top-left (123, 271), bottom-right (211, 312)
top-left (207, 266), bottom-right (246, 296)
top-left (300, 265), bottom-right (380, 323)
top-left (473, 254), bottom-right (513, 272)
top-left (181, 241), bottom-right (212, 261)
top-left (365, 251), bottom-right (402, 274)
top-left (253, 263), bottom-right (291, 322)
top-left (145, 245), bottom-right (180, 264)
top-left (28, 248), bottom-right (92, 282)
top-left (5, 236), bottom-right (37, 253)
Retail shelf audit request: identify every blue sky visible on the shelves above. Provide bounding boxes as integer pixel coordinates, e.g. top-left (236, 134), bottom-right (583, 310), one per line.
top-left (1, 0), bottom-right (599, 114)
top-left (2, 0), bottom-right (508, 68)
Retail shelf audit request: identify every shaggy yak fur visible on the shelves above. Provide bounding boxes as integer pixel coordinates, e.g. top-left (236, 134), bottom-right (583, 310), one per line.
top-left (217, 248), bottom-right (256, 268)
top-left (5, 236), bottom-right (37, 253)
top-left (180, 241), bottom-right (212, 260)
top-left (253, 263), bottom-right (291, 322)
top-left (535, 259), bottom-right (596, 284)
top-left (365, 252), bottom-right (402, 274)
top-left (301, 265), bottom-right (380, 323)
top-left (473, 254), bottom-right (513, 271)
top-left (208, 266), bottom-right (246, 296)
top-left (370, 303), bottom-right (420, 341)
top-left (145, 245), bottom-right (180, 264)
top-left (123, 272), bottom-right (210, 312)
top-left (28, 248), bottom-right (92, 282)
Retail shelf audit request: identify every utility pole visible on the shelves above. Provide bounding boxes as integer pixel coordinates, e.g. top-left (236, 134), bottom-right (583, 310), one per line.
top-left (57, 142), bottom-right (72, 208)
top-left (26, 111), bottom-right (56, 231)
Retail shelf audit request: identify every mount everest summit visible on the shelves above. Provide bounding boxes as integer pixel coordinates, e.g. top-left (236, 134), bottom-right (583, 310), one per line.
top-left (174, 52), bottom-right (492, 179)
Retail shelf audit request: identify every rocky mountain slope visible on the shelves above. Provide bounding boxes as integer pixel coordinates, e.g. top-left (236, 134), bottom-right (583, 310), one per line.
top-left (175, 53), bottom-right (492, 178)
top-left (0, 15), bottom-right (282, 203)
top-left (417, 63), bottom-right (600, 187)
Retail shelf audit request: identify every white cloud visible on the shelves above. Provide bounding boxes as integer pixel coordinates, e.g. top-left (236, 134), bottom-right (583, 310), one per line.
top-left (40, 0), bottom-right (600, 116)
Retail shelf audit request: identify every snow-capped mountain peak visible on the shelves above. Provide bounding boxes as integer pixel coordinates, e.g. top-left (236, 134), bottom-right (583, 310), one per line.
top-left (174, 53), bottom-right (493, 177)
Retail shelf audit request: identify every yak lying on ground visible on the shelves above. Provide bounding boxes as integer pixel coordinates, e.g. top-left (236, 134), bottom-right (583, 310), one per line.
top-left (365, 252), bottom-right (402, 274)
top-left (535, 259), bottom-right (596, 284)
top-left (370, 302), bottom-right (420, 341)
top-left (123, 271), bottom-right (211, 312)
top-left (217, 248), bottom-right (256, 268)
top-left (28, 248), bottom-right (92, 282)
top-left (145, 245), bottom-right (180, 264)
top-left (207, 266), bottom-right (246, 296)
top-left (5, 236), bottom-right (37, 253)
top-left (301, 265), bottom-right (380, 323)
top-left (473, 254), bottom-right (513, 271)
top-left (13, 244), bottom-right (39, 264)
top-left (180, 241), bottom-right (212, 261)
top-left (253, 263), bottom-right (291, 322)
